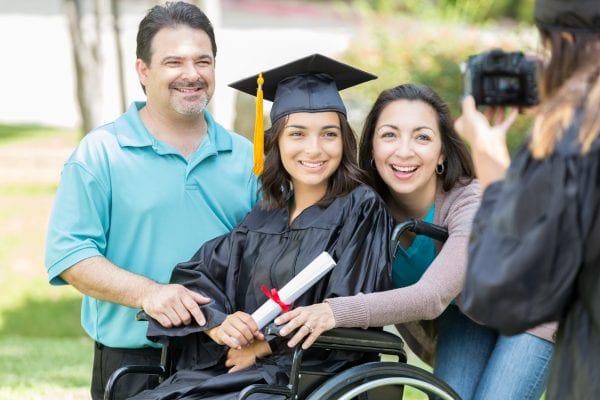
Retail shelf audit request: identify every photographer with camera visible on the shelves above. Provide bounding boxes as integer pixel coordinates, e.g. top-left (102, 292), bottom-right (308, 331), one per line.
top-left (456, 0), bottom-right (600, 398)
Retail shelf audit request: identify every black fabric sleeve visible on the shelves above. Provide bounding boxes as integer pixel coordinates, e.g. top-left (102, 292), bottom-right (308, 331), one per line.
top-left (146, 228), bottom-right (248, 341)
top-left (461, 146), bottom-right (583, 334)
top-left (326, 191), bottom-right (394, 299)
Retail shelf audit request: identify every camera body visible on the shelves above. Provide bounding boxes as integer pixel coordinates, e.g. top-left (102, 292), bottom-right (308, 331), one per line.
top-left (464, 49), bottom-right (539, 106)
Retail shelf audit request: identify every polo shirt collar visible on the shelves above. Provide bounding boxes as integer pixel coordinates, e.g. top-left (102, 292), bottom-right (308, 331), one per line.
top-left (115, 101), bottom-right (233, 153)
top-left (115, 102), bottom-right (153, 148)
top-left (204, 108), bottom-right (232, 152)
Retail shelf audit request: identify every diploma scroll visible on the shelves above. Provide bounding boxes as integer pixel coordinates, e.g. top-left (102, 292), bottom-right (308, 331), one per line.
top-left (251, 251), bottom-right (336, 329)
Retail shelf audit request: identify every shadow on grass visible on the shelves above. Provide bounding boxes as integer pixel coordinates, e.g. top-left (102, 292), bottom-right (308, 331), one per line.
top-left (0, 335), bottom-right (92, 389)
top-left (0, 297), bottom-right (93, 390)
top-left (0, 296), bottom-right (84, 337)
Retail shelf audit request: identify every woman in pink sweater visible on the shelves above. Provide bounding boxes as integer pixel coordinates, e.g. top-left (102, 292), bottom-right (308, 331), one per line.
top-left (276, 84), bottom-right (554, 400)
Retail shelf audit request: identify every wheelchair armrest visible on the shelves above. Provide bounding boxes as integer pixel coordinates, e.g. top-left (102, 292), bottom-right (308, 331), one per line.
top-left (104, 311), bottom-right (173, 399)
top-left (312, 328), bottom-right (406, 359)
top-left (104, 365), bottom-right (167, 400)
top-left (265, 324), bottom-right (405, 359)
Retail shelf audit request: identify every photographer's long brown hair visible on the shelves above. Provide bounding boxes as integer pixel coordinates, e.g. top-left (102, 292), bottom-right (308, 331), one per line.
top-left (530, 30), bottom-right (600, 158)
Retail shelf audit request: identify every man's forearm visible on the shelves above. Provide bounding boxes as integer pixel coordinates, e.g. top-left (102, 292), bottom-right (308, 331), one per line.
top-left (60, 256), bottom-right (159, 308)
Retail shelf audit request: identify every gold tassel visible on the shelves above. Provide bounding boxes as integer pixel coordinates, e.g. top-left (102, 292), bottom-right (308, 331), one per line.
top-left (253, 73), bottom-right (264, 176)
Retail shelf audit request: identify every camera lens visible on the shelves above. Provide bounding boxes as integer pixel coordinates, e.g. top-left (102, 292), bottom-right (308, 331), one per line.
top-left (465, 49), bottom-right (538, 106)
top-left (497, 77), bottom-right (520, 92)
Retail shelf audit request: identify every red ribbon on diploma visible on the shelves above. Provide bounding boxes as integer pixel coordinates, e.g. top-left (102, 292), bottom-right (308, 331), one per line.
top-left (261, 285), bottom-right (293, 313)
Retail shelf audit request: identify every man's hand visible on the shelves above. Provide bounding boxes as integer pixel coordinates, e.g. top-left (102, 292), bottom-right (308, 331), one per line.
top-left (61, 257), bottom-right (210, 328)
top-left (225, 340), bottom-right (271, 373)
top-left (141, 283), bottom-right (210, 328)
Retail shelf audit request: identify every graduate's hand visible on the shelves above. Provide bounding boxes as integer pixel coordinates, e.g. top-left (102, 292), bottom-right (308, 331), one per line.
top-left (454, 95), bottom-right (517, 190)
top-left (141, 283), bottom-right (209, 328)
top-left (225, 340), bottom-right (271, 373)
top-left (275, 303), bottom-right (335, 350)
top-left (213, 312), bottom-right (265, 349)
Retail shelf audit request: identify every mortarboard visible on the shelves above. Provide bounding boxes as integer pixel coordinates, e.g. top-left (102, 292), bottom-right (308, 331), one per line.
top-left (535, 0), bottom-right (600, 32)
top-left (229, 53), bottom-right (377, 176)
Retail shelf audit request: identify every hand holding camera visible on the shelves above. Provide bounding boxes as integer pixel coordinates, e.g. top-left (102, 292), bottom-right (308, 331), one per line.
top-left (454, 95), bottom-right (517, 190)
top-left (455, 49), bottom-right (536, 189)
top-left (464, 49), bottom-right (539, 107)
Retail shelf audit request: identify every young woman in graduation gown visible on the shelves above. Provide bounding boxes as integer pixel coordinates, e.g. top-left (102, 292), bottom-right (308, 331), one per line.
top-left (130, 55), bottom-right (394, 400)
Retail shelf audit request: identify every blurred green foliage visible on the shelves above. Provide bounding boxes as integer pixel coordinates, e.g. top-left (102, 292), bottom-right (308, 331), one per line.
top-left (342, 0), bottom-right (535, 24)
top-left (339, 12), bottom-right (537, 153)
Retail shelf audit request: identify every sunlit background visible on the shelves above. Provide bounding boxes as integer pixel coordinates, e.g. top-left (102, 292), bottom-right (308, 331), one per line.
top-left (0, 1), bottom-right (537, 398)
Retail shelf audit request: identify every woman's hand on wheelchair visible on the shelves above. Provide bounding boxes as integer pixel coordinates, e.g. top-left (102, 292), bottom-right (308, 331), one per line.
top-left (225, 340), bottom-right (271, 373)
top-left (275, 303), bottom-right (335, 350)
top-left (211, 311), bottom-right (265, 349)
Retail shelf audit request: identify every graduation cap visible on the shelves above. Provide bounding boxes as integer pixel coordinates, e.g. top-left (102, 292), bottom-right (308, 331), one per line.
top-left (535, 0), bottom-right (600, 32)
top-left (229, 53), bottom-right (377, 176)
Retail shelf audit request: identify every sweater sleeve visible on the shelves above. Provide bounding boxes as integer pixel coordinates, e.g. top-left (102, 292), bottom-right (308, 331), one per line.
top-left (328, 181), bottom-right (481, 328)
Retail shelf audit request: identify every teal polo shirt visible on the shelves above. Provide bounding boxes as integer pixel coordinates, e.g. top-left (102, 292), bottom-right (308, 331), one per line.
top-left (392, 204), bottom-right (437, 288)
top-left (45, 102), bottom-right (258, 348)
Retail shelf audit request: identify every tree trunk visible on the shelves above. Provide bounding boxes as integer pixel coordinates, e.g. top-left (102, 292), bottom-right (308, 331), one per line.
top-left (110, 0), bottom-right (127, 113)
top-left (64, 0), bottom-right (105, 135)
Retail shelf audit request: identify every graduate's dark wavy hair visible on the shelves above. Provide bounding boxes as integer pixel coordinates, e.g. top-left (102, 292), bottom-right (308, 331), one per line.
top-left (136, 2), bottom-right (217, 92)
top-left (358, 84), bottom-right (475, 198)
top-left (260, 112), bottom-right (368, 209)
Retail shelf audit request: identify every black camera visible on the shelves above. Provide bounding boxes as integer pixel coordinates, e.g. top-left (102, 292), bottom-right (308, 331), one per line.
top-left (464, 49), bottom-right (539, 106)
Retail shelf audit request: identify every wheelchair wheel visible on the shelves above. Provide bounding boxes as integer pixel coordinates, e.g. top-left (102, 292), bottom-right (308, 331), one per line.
top-left (305, 361), bottom-right (460, 400)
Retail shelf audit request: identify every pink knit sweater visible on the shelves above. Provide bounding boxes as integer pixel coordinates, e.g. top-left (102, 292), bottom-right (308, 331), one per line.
top-left (326, 179), bottom-right (555, 363)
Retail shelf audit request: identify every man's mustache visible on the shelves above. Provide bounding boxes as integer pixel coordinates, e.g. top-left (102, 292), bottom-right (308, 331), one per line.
top-left (169, 81), bottom-right (208, 89)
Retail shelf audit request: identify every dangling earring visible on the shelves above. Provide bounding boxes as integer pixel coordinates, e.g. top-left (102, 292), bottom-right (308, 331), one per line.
top-left (370, 159), bottom-right (376, 169)
top-left (435, 163), bottom-right (445, 175)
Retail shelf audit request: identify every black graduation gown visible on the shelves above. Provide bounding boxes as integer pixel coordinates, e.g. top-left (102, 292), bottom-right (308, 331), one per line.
top-left (131, 184), bottom-right (394, 400)
top-left (461, 120), bottom-right (600, 399)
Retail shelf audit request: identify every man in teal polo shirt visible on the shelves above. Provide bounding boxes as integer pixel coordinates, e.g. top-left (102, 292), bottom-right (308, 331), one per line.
top-left (45, 3), bottom-right (258, 399)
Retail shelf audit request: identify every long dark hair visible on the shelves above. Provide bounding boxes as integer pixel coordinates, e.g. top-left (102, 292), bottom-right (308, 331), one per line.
top-left (358, 84), bottom-right (475, 198)
top-left (260, 112), bottom-right (367, 209)
top-left (530, 29), bottom-right (600, 157)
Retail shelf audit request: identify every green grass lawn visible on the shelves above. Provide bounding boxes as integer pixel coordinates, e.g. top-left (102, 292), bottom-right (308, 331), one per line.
top-left (0, 336), bottom-right (92, 389)
top-left (0, 123), bottom-right (78, 145)
top-left (0, 278), bottom-right (93, 400)
top-left (0, 123), bottom-right (91, 399)
top-left (0, 231), bottom-right (92, 399)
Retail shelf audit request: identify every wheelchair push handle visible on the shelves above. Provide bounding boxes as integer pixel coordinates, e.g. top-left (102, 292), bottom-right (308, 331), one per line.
top-left (391, 219), bottom-right (449, 254)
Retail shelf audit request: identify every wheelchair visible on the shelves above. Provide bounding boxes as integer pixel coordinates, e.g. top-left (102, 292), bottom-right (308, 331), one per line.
top-left (105, 219), bottom-right (461, 400)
